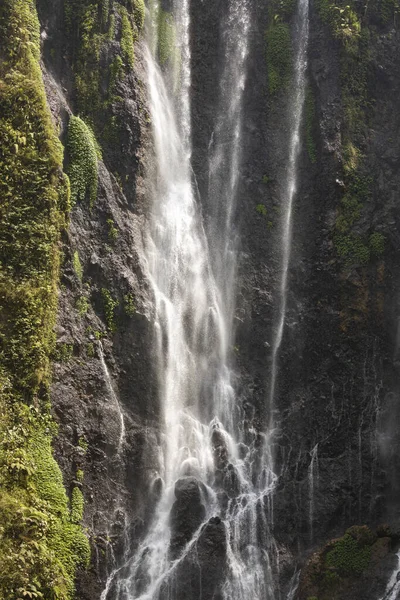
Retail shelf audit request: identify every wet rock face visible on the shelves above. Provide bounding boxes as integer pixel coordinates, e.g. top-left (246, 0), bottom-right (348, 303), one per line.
top-left (169, 477), bottom-right (206, 559)
top-left (37, 0), bottom-right (400, 596)
top-left (164, 517), bottom-right (228, 600)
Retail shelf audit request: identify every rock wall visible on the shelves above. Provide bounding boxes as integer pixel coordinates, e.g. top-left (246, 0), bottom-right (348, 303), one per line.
top-left (30, 0), bottom-right (400, 596)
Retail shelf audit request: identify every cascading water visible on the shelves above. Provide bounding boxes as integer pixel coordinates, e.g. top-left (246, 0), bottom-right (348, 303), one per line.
top-left (102, 0), bottom-right (310, 598)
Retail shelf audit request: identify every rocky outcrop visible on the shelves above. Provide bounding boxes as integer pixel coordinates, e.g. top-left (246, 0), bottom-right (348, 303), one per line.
top-left (31, 0), bottom-right (400, 596)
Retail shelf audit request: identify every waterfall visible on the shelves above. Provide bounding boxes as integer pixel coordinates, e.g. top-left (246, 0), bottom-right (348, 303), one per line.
top-left (268, 0), bottom-right (310, 423)
top-left (101, 0), bottom-right (310, 598)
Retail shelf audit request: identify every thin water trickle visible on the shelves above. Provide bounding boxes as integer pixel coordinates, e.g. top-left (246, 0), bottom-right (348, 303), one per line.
top-left (268, 0), bottom-right (310, 429)
top-left (98, 341), bottom-right (125, 454)
top-left (308, 444), bottom-right (319, 542)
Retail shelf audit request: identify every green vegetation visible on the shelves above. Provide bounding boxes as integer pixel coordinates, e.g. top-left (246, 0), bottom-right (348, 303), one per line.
top-left (124, 293), bottom-right (136, 316)
top-left (76, 469), bottom-right (84, 482)
top-left (256, 204), bottom-right (268, 217)
top-left (76, 295), bottom-right (90, 316)
top-left (132, 0), bottom-right (145, 30)
top-left (54, 343), bottom-right (74, 362)
top-left (0, 2), bottom-right (89, 596)
top-left (66, 116), bottom-right (99, 207)
top-left (265, 22), bottom-right (292, 94)
top-left (86, 342), bottom-right (95, 357)
top-left (158, 9), bottom-right (177, 66)
top-left (265, 0), bottom-right (295, 95)
top-left (325, 531), bottom-right (372, 576)
top-left (369, 232), bottom-right (385, 256)
top-left (119, 5), bottom-right (135, 69)
top-left (315, 1), bottom-right (387, 266)
top-left (109, 54), bottom-right (124, 97)
top-left (78, 437), bottom-right (89, 452)
top-left (102, 288), bottom-right (119, 332)
top-left (107, 218), bottom-right (119, 243)
top-left (70, 487), bottom-right (85, 524)
top-left (73, 250), bottom-right (83, 281)
top-left (307, 526), bottom-right (376, 595)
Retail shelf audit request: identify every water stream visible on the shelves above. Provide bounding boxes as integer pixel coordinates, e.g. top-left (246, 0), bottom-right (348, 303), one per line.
top-left (98, 341), bottom-right (126, 454)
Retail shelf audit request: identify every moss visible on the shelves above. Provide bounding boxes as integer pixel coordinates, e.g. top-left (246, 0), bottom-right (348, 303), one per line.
top-left (108, 12), bottom-right (116, 39)
top-left (158, 9), bottom-right (177, 66)
top-left (325, 531), bottom-right (372, 576)
top-left (119, 5), bottom-right (135, 69)
top-left (266, 22), bottom-right (292, 94)
top-left (102, 288), bottom-right (119, 332)
top-left (101, 0), bottom-right (109, 25)
top-left (335, 233), bottom-right (370, 265)
top-left (0, 408), bottom-right (90, 598)
top-left (123, 293), bottom-right (136, 316)
top-left (133, 0), bottom-right (145, 30)
top-left (315, 0), bottom-right (361, 39)
top-left (78, 437), bottom-right (89, 452)
top-left (70, 487), bottom-right (84, 524)
top-left (256, 204), bottom-right (268, 217)
top-left (107, 218), bottom-right (118, 243)
top-left (109, 54), bottom-right (124, 97)
top-left (66, 116), bottom-right (99, 207)
top-left (0, 3), bottom-right (89, 595)
top-left (73, 250), bottom-right (83, 281)
top-left (369, 232), bottom-right (385, 256)
top-left (54, 343), bottom-right (74, 362)
top-left (86, 342), bottom-right (95, 357)
top-left (76, 469), bottom-right (84, 482)
top-left (76, 295), bottom-right (90, 316)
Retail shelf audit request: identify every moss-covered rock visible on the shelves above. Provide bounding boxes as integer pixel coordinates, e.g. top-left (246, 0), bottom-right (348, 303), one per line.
top-left (298, 526), bottom-right (393, 600)
top-left (0, 1), bottom-right (89, 597)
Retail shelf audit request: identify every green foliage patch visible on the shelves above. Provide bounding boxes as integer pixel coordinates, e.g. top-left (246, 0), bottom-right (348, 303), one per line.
top-left (266, 22), bottom-right (292, 95)
top-left (66, 116), bottom-right (99, 207)
top-left (325, 531), bottom-right (372, 576)
top-left (73, 250), bottom-right (83, 281)
top-left (102, 288), bottom-right (119, 332)
top-left (119, 5), bottom-right (135, 69)
top-left (123, 293), bottom-right (136, 316)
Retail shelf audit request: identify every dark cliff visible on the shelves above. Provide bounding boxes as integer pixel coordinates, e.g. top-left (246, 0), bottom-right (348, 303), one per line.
top-left (1, 0), bottom-right (400, 598)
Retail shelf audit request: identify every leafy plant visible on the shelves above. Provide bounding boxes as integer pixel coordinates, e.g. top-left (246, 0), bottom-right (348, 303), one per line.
top-left (102, 288), bottom-right (119, 332)
top-left (107, 218), bottom-right (118, 243)
top-left (123, 293), bottom-right (136, 316)
top-left (76, 296), bottom-right (90, 316)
